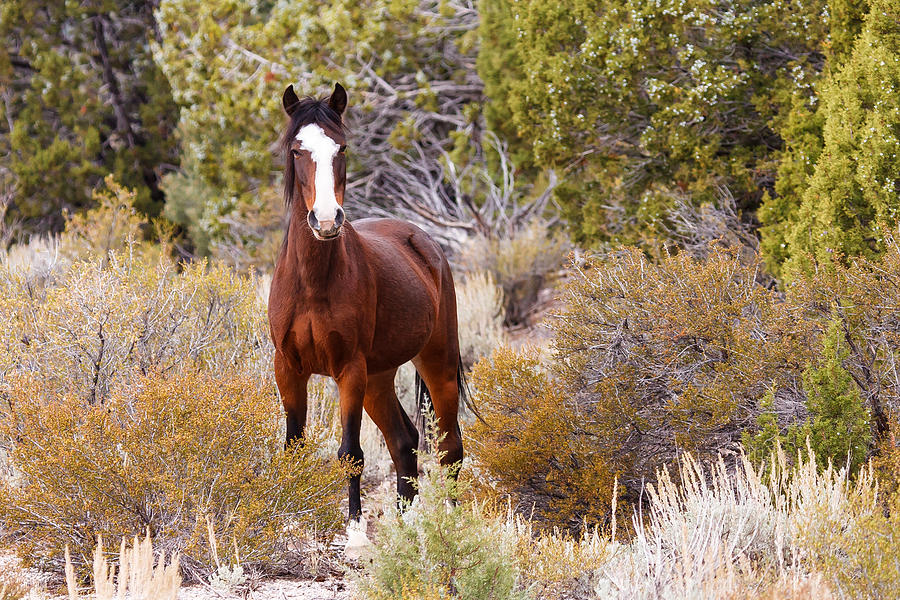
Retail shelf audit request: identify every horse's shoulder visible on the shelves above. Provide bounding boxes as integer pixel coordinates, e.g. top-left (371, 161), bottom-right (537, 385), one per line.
top-left (353, 218), bottom-right (446, 279)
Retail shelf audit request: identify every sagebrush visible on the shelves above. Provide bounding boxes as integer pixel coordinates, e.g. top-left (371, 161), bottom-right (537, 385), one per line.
top-left (0, 369), bottom-right (346, 580)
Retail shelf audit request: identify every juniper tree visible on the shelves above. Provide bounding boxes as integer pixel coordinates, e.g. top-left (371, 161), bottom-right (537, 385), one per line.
top-left (0, 0), bottom-right (178, 233)
top-left (476, 0), bottom-right (832, 246)
top-left (777, 0), bottom-right (900, 276)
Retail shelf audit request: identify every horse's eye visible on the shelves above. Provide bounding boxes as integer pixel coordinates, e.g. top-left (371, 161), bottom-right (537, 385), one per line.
top-left (291, 148), bottom-right (301, 157)
top-left (339, 145), bottom-right (347, 153)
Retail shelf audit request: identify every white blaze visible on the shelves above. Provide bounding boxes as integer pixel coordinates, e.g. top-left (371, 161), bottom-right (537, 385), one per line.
top-left (295, 123), bottom-right (340, 223)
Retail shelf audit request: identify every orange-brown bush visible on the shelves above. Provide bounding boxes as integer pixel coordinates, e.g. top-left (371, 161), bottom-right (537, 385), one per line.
top-left (467, 247), bottom-right (824, 527)
top-left (466, 347), bottom-right (616, 526)
top-left (555, 248), bottom-right (820, 487)
top-left (0, 369), bottom-right (345, 581)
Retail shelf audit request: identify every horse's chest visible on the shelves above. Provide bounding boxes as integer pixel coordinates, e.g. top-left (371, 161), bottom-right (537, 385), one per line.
top-left (276, 303), bottom-right (369, 375)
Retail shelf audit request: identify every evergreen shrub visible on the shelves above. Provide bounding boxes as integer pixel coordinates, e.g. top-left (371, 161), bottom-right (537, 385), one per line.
top-left (358, 459), bottom-right (527, 600)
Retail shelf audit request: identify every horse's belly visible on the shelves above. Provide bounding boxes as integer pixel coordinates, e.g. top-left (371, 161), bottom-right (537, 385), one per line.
top-left (364, 288), bottom-right (436, 372)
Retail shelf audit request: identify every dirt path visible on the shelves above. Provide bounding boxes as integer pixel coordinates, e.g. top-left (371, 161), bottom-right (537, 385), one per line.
top-left (178, 577), bottom-right (354, 600)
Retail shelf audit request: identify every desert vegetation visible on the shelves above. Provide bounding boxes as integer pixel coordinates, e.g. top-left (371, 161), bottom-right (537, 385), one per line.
top-left (2, 0), bottom-right (900, 599)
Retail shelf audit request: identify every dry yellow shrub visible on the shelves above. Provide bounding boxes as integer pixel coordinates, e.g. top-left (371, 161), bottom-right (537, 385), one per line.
top-left (873, 418), bottom-right (900, 502)
top-left (0, 249), bottom-right (270, 405)
top-left (466, 347), bottom-right (617, 527)
top-left (554, 248), bottom-right (818, 494)
top-left (0, 369), bottom-right (345, 581)
top-left (60, 175), bottom-right (168, 266)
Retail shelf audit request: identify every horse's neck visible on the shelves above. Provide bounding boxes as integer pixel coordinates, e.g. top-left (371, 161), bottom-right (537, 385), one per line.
top-left (281, 216), bottom-right (355, 288)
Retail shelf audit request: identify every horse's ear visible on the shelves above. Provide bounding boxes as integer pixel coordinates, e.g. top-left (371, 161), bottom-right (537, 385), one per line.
top-left (328, 83), bottom-right (347, 115)
top-left (283, 85), bottom-right (300, 115)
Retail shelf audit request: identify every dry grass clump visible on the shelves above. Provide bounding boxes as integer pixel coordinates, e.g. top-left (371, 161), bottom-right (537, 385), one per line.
top-left (0, 368), bottom-right (346, 581)
top-left (460, 220), bottom-right (569, 326)
top-left (582, 445), bottom-right (899, 599)
top-left (0, 570), bottom-right (29, 600)
top-left (510, 519), bottom-right (608, 600)
top-left (65, 533), bottom-right (180, 600)
top-left (501, 446), bottom-right (892, 599)
top-left (455, 270), bottom-right (506, 368)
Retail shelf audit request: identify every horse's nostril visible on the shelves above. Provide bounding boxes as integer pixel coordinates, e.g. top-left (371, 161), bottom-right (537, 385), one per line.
top-left (335, 207), bottom-right (345, 228)
top-left (307, 210), bottom-right (319, 231)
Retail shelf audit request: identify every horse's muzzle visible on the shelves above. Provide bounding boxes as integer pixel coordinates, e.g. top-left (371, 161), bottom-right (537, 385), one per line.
top-left (308, 207), bottom-right (345, 240)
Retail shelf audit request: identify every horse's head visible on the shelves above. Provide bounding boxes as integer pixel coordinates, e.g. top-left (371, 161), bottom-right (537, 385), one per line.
top-left (281, 83), bottom-right (348, 240)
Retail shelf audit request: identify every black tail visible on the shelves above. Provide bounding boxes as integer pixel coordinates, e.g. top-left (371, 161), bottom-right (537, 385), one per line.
top-left (413, 356), bottom-right (485, 448)
top-left (413, 369), bottom-right (433, 452)
top-left (456, 356), bottom-right (485, 424)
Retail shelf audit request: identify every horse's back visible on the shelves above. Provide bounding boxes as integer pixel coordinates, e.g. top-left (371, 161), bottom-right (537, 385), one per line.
top-left (354, 217), bottom-right (449, 279)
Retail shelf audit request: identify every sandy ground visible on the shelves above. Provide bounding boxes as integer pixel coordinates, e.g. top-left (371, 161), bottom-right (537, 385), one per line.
top-left (178, 575), bottom-right (354, 600)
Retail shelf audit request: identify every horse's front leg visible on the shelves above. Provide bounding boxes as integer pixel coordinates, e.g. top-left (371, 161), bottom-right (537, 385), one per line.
top-left (275, 352), bottom-right (309, 447)
top-left (336, 357), bottom-right (367, 520)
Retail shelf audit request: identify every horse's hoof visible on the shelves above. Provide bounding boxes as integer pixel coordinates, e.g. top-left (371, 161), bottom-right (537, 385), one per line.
top-left (344, 517), bottom-right (370, 561)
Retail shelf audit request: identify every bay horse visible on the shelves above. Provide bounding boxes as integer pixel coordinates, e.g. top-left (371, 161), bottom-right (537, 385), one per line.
top-left (268, 82), bottom-right (465, 520)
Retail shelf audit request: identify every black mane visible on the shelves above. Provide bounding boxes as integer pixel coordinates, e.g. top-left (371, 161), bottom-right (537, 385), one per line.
top-left (280, 97), bottom-right (346, 206)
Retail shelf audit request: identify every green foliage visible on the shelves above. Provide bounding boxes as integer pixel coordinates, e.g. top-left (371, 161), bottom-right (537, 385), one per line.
top-left (477, 0), bottom-right (830, 246)
top-left (476, 0), bottom-right (528, 167)
top-left (358, 459), bottom-right (528, 600)
top-left (760, 0), bottom-right (869, 277)
top-left (0, 369), bottom-right (346, 581)
top-left (800, 318), bottom-right (872, 473)
top-left (744, 319), bottom-right (873, 474)
top-left (773, 0), bottom-right (900, 275)
top-left (742, 387), bottom-right (793, 468)
top-left (154, 0), bottom-right (485, 266)
top-left (0, 1), bottom-right (178, 232)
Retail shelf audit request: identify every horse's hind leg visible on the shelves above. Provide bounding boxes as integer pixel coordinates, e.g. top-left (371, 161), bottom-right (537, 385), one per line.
top-left (275, 352), bottom-right (309, 447)
top-left (412, 352), bottom-right (463, 472)
top-left (364, 369), bottom-right (419, 505)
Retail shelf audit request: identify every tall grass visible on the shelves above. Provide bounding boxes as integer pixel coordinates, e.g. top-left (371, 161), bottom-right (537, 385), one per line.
top-left (65, 533), bottom-right (180, 600)
top-left (499, 444), bottom-right (895, 599)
